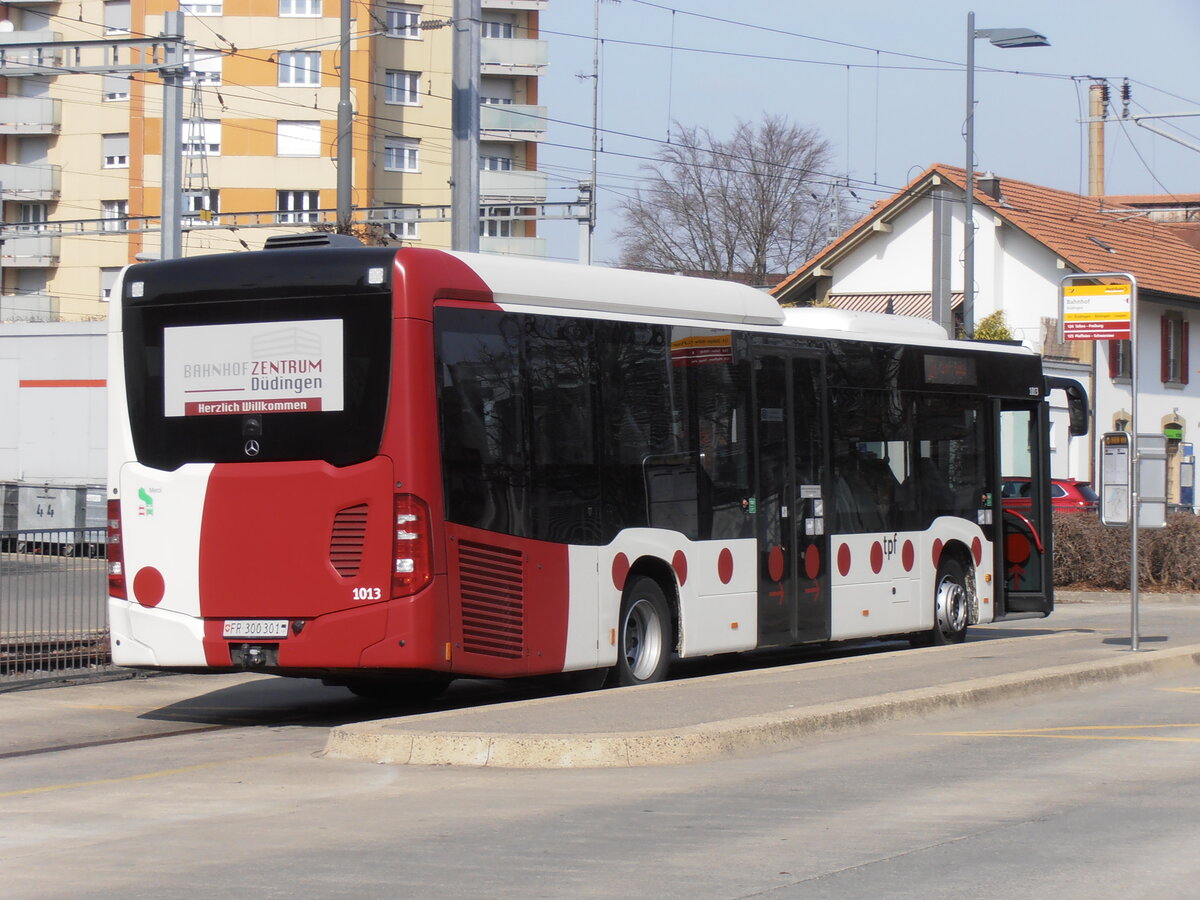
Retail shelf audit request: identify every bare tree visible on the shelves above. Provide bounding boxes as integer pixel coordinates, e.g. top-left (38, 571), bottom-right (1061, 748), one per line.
top-left (615, 115), bottom-right (841, 283)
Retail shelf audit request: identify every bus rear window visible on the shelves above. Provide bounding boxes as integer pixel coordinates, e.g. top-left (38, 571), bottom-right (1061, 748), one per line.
top-left (123, 294), bottom-right (390, 470)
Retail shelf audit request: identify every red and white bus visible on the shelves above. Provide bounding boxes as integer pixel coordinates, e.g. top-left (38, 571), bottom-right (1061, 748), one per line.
top-left (107, 236), bottom-right (1087, 697)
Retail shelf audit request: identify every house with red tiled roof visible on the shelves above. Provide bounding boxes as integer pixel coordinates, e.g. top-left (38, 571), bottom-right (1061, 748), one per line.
top-left (772, 164), bottom-right (1200, 506)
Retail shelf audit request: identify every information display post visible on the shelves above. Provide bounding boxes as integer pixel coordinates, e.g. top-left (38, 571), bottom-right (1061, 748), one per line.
top-left (1060, 273), bottom-right (1148, 650)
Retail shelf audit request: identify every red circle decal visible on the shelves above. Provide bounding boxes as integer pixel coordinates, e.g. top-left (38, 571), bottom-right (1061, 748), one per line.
top-left (767, 545), bottom-right (785, 582)
top-left (672, 549), bottom-right (688, 586)
top-left (611, 553), bottom-right (630, 591)
top-left (804, 544), bottom-right (822, 580)
top-left (133, 566), bottom-right (165, 608)
top-left (837, 543), bottom-right (852, 577)
top-left (1006, 533), bottom-right (1031, 565)
top-left (902, 540), bottom-right (915, 572)
top-left (717, 548), bottom-right (735, 584)
top-left (870, 541), bottom-right (884, 575)
top-left (932, 539), bottom-right (944, 569)
top-left (972, 537), bottom-right (983, 566)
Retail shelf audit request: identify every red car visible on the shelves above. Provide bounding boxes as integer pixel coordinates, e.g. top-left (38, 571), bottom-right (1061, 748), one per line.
top-left (1001, 477), bottom-right (1099, 513)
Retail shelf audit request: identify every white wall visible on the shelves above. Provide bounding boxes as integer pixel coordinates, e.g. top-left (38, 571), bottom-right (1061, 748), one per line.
top-left (0, 323), bottom-right (107, 485)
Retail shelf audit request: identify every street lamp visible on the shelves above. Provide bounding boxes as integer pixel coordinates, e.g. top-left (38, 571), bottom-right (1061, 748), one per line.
top-left (964, 12), bottom-right (1049, 337)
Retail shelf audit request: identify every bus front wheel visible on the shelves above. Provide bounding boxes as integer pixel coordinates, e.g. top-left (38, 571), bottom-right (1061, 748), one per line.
top-left (612, 576), bottom-right (672, 686)
top-left (913, 557), bottom-right (969, 647)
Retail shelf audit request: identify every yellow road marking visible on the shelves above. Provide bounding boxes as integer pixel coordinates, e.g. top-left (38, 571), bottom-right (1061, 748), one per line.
top-left (1160, 686), bottom-right (1200, 695)
top-left (921, 723), bottom-right (1200, 743)
top-left (0, 752), bottom-right (289, 799)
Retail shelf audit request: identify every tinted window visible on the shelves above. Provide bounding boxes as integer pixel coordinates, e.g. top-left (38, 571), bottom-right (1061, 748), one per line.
top-left (123, 293), bottom-right (391, 470)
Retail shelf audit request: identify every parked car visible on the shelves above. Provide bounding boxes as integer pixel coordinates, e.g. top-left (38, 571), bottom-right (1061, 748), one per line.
top-left (1001, 477), bottom-right (1099, 513)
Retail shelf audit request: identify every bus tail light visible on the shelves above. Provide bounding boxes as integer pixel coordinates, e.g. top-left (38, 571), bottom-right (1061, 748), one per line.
top-left (392, 494), bottom-right (432, 597)
top-left (107, 499), bottom-right (127, 600)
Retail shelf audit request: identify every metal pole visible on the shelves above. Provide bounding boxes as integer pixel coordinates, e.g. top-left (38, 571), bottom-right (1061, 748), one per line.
top-left (963, 11), bottom-right (976, 338)
top-left (336, 0), bottom-right (353, 225)
top-left (1129, 279), bottom-right (1140, 651)
top-left (450, 0), bottom-right (480, 252)
top-left (585, 0), bottom-right (599, 265)
top-left (160, 11), bottom-right (184, 260)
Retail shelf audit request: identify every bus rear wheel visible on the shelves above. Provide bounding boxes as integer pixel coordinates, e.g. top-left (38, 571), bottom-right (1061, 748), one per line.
top-left (612, 576), bottom-right (672, 686)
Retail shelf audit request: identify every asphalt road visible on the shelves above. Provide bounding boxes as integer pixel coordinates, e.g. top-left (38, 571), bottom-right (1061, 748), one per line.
top-left (3, 600), bottom-right (1200, 898)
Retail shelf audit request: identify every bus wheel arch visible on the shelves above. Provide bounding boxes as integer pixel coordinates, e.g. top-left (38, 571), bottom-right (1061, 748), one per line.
top-left (611, 560), bottom-right (678, 687)
top-left (913, 543), bottom-right (973, 647)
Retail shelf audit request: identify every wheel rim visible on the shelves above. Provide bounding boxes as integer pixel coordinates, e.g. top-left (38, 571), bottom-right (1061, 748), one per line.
top-left (622, 597), bottom-right (664, 681)
top-left (936, 574), bottom-right (967, 635)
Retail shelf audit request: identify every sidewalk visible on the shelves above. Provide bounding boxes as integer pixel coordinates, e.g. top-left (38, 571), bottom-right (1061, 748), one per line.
top-left (325, 603), bottom-right (1200, 769)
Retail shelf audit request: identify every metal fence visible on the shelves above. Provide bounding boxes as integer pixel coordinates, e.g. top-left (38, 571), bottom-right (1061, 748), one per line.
top-left (0, 528), bottom-right (110, 683)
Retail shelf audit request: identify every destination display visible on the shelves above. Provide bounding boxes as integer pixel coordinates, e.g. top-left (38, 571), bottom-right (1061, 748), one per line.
top-left (162, 319), bottom-right (345, 417)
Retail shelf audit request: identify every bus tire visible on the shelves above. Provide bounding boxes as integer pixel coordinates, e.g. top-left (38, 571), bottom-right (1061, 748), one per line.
top-left (612, 576), bottom-right (672, 687)
top-left (926, 556), bottom-right (969, 645)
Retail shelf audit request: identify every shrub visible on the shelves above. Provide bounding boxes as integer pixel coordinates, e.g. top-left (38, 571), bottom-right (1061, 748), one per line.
top-left (1052, 511), bottom-right (1200, 590)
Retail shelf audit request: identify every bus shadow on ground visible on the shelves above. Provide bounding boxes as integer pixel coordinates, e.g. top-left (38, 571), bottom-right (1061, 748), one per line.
top-left (137, 625), bottom-right (1076, 730)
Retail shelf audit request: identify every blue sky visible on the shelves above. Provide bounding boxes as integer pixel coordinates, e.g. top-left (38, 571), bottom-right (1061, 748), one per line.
top-left (534, 0), bottom-right (1200, 266)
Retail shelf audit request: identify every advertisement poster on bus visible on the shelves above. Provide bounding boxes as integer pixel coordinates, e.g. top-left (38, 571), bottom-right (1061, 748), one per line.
top-left (162, 319), bottom-right (345, 417)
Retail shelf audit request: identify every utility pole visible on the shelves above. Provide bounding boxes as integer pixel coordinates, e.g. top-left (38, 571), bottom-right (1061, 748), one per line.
top-left (451, 0), bottom-right (480, 252)
top-left (336, 0), bottom-right (353, 225)
top-left (159, 11), bottom-right (185, 259)
top-left (1089, 82), bottom-right (1107, 197)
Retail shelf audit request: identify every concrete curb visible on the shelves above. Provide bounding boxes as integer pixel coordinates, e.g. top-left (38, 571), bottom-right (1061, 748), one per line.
top-left (324, 643), bottom-right (1200, 769)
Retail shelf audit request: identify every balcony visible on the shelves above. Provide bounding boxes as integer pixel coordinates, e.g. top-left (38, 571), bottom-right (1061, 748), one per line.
top-left (0, 292), bottom-right (57, 322)
top-left (480, 104), bottom-right (546, 142)
top-left (0, 31), bottom-right (64, 75)
top-left (0, 164), bottom-right (61, 201)
top-left (0, 97), bottom-right (61, 134)
top-left (481, 37), bottom-right (548, 76)
top-left (480, 235), bottom-right (546, 258)
top-left (0, 234), bottom-right (60, 267)
top-left (480, 169), bottom-right (548, 203)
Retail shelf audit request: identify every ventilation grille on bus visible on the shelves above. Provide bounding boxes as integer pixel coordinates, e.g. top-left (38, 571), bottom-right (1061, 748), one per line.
top-left (329, 504), bottom-right (369, 577)
top-left (458, 540), bottom-right (525, 659)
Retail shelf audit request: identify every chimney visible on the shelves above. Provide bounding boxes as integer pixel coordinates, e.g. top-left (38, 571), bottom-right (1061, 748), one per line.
top-left (978, 172), bottom-right (1002, 200)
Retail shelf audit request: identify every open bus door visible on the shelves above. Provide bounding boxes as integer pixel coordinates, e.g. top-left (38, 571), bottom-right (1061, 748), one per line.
top-left (752, 348), bottom-right (831, 645)
top-left (995, 399), bottom-right (1053, 616)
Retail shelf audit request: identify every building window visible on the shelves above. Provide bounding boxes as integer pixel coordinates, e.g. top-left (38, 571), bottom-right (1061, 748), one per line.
top-left (481, 155), bottom-right (513, 171)
top-left (383, 205), bottom-right (419, 240)
top-left (102, 199), bottom-right (129, 232)
top-left (184, 53), bottom-right (223, 85)
top-left (181, 0), bottom-right (223, 15)
top-left (278, 51), bottom-right (321, 86)
top-left (480, 206), bottom-right (514, 238)
top-left (481, 19), bottom-right (515, 39)
top-left (386, 3), bottom-right (420, 38)
top-left (277, 120), bottom-right (321, 157)
top-left (385, 70), bottom-right (420, 105)
top-left (1107, 339), bottom-right (1131, 381)
top-left (1161, 314), bottom-right (1190, 386)
top-left (182, 120), bottom-right (221, 156)
top-left (384, 139), bottom-right (419, 172)
top-left (104, 0), bottom-right (131, 34)
top-left (17, 203), bottom-right (47, 232)
top-left (277, 190), bottom-right (320, 224)
top-left (102, 133), bottom-right (130, 168)
top-left (183, 189), bottom-right (219, 227)
top-left (104, 74), bottom-right (130, 101)
top-left (279, 0), bottom-right (321, 16)
top-left (101, 267), bottom-right (121, 303)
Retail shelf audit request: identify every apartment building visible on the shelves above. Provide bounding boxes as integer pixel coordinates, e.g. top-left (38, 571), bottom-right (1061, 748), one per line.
top-left (0, 0), bottom-right (549, 322)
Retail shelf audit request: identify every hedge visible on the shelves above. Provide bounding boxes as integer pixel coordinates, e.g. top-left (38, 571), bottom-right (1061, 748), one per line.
top-left (1052, 511), bottom-right (1200, 591)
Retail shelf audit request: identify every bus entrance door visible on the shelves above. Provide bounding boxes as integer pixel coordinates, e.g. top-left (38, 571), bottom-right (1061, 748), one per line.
top-left (996, 402), bottom-right (1053, 616)
top-left (753, 351), bottom-right (830, 646)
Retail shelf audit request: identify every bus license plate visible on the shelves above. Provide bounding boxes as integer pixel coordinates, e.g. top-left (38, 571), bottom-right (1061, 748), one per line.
top-left (222, 619), bottom-right (289, 639)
